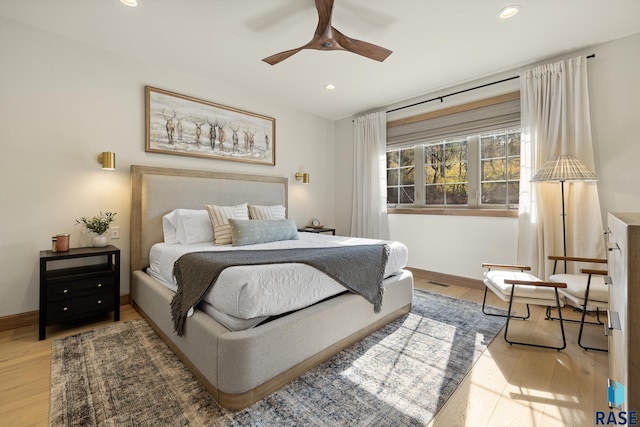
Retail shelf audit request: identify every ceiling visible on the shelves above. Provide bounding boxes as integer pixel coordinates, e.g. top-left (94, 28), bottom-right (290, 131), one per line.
top-left (2, 0), bottom-right (640, 121)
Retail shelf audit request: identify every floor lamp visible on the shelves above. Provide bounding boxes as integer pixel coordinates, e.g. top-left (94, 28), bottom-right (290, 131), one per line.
top-left (531, 154), bottom-right (598, 272)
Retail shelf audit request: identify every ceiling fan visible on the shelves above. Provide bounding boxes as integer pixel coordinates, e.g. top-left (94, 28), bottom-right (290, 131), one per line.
top-left (262, 0), bottom-right (392, 65)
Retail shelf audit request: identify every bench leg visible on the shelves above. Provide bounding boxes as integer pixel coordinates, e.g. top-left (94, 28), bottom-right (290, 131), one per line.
top-left (482, 287), bottom-right (530, 320)
top-left (577, 275), bottom-right (608, 352)
top-left (503, 287), bottom-right (566, 351)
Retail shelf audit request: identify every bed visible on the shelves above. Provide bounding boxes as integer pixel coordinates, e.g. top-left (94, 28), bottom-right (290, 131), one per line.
top-left (129, 165), bottom-right (414, 410)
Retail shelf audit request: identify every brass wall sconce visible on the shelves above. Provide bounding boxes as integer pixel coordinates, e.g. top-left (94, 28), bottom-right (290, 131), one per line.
top-left (97, 152), bottom-right (116, 170)
top-left (295, 172), bottom-right (310, 183)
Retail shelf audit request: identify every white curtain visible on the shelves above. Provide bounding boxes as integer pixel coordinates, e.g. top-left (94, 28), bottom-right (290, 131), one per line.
top-left (351, 111), bottom-right (389, 239)
top-left (518, 56), bottom-right (605, 278)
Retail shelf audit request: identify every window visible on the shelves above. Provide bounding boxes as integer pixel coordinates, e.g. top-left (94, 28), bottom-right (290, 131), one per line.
top-left (386, 148), bottom-right (415, 204)
top-left (385, 92), bottom-right (521, 212)
top-left (385, 128), bottom-right (521, 208)
top-left (480, 130), bottom-right (520, 205)
top-left (424, 139), bottom-right (468, 205)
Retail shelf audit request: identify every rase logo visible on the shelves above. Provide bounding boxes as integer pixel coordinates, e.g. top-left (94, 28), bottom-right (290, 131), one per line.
top-left (595, 381), bottom-right (638, 426)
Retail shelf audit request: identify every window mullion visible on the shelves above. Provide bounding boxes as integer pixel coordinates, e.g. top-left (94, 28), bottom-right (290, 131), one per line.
top-left (467, 135), bottom-right (480, 207)
top-left (415, 145), bottom-right (425, 205)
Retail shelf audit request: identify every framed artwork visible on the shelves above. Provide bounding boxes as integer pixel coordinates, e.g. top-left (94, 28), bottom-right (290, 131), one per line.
top-left (145, 86), bottom-right (275, 165)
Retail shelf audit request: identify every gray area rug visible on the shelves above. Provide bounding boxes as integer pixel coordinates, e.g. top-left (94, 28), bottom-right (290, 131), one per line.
top-left (50, 289), bottom-right (505, 426)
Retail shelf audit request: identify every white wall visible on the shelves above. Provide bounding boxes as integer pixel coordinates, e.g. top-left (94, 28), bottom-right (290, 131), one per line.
top-left (334, 32), bottom-right (640, 281)
top-left (388, 215), bottom-right (518, 279)
top-left (589, 33), bottom-right (640, 218)
top-left (0, 18), bottom-right (334, 317)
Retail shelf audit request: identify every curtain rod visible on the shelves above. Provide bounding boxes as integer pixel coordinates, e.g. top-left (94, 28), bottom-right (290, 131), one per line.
top-left (385, 53), bottom-right (595, 114)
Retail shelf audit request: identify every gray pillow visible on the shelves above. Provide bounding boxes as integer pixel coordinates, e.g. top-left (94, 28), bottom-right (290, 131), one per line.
top-left (229, 218), bottom-right (299, 246)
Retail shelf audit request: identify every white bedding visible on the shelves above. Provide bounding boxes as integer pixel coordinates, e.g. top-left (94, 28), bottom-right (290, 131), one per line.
top-left (147, 233), bottom-right (408, 329)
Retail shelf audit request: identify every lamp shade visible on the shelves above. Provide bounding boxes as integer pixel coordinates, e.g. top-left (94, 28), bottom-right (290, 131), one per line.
top-left (530, 154), bottom-right (597, 182)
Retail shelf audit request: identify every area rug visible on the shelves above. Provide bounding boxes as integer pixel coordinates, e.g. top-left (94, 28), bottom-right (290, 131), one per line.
top-left (50, 289), bottom-right (505, 426)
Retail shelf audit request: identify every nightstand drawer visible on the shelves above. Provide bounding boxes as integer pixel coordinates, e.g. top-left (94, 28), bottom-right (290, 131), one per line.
top-left (47, 276), bottom-right (114, 302)
top-left (47, 292), bottom-right (114, 323)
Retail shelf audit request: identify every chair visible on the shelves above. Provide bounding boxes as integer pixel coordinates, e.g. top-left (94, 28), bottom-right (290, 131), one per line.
top-left (482, 263), bottom-right (568, 351)
top-left (547, 255), bottom-right (609, 351)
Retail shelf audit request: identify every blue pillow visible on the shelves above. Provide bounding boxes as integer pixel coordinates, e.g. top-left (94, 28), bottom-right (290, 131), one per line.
top-left (229, 218), bottom-right (299, 246)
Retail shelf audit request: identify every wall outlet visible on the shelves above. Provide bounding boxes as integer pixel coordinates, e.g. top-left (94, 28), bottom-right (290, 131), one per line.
top-left (110, 227), bottom-right (120, 239)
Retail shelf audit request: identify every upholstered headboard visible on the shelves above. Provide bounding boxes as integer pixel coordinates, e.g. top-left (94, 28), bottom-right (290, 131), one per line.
top-left (130, 165), bottom-right (288, 271)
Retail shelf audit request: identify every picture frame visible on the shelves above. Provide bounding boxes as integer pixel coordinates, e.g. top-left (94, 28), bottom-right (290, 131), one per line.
top-left (145, 86), bottom-right (276, 165)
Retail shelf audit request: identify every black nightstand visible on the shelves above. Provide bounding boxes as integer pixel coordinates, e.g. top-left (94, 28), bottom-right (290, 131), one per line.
top-left (39, 245), bottom-right (120, 340)
top-left (298, 227), bottom-right (336, 235)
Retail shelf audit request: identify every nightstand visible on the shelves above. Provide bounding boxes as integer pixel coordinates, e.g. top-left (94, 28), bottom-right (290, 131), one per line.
top-left (298, 227), bottom-right (336, 235)
top-left (39, 245), bottom-right (120, 340)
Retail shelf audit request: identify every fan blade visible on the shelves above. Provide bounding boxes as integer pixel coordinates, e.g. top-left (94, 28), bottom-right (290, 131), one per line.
top-left (333, 28), bottom-right (392, 62)
top-left (314, 0), bottom-right (335, 38)
top-left (262, 46), bottom-right (305, 65)
top-left (333, 28), bottom-right (392, 61)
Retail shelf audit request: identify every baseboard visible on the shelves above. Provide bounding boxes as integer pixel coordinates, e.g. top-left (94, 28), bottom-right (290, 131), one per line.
top-left (0, 294), bottom-right (131, 332)
top-left (406, 267), bottom-right (484, 290)
top-left (120, 294), bottom-right (130, 305)
top-left (0, 310), bottom-right (40, 333)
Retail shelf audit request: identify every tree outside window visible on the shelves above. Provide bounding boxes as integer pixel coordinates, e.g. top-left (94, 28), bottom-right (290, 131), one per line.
top-left (424, 139), bottom-right (468, 205)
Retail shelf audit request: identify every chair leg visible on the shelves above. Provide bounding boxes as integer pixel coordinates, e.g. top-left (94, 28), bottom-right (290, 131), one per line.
top-left (504, 287), bottom-right (566, 351)
top-left (577, 275), bottom-right (608, 352)
top-left (482, 287), bottom-right (530, 320)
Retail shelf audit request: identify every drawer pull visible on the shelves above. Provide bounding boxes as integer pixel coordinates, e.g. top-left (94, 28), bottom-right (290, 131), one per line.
top-left (63, 289), bottom-right (68, 294)
top-left (607, 310), bottom-right (621, 331)
top-left (63, 307), bottom-right (68, 311)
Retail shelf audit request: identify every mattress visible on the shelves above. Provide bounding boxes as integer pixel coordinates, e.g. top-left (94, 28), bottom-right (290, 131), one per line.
top-left (146, 233), bottom-right (408, 330)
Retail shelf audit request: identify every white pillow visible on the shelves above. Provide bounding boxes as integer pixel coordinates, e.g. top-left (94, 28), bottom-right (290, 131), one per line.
top-left (162, 209), bottom-right (214, 244)
top-left (205, 203), bottom-right (250, 245)
top-left (248, 204), bottom-right (286, 220)
top-left (162, 210), bottom-right (180, 244)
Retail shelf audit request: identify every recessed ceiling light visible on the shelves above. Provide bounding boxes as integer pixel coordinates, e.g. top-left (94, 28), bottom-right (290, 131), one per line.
top-left (497, 4), bottom-right (519, 19)
top-left (120, 0), bottom-right (138, 7)
top-left (324, 83), bottom-right (336, 91)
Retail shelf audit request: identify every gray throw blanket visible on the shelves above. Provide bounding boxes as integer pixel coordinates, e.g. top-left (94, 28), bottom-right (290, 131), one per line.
top-left (171, 244), bottom-right (390, 336)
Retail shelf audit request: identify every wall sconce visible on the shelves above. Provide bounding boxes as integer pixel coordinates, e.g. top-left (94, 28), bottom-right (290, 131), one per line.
top-left (97, 152), bottom-right (116, 170)
top-left (295, 172), bottom-right (310, 184)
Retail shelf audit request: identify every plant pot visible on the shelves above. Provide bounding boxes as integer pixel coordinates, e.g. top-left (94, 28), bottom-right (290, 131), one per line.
top-left (92, 234), bottom-right (109, 247)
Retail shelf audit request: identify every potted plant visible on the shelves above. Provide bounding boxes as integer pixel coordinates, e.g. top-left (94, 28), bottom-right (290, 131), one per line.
top-left (76, 211), bottom-right (117, 247)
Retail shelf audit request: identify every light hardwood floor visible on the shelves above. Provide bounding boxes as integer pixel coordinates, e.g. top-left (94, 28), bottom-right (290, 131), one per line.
top-left (417, 278), bottom-right (610, 427)
top-left (0, 280), bottom-right (609, 427)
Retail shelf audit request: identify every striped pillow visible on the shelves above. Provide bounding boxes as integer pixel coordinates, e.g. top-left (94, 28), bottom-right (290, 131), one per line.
top-left (248, 204), bottom-right (286, 220)
top-left (205, 203), bottom-right (249, 245)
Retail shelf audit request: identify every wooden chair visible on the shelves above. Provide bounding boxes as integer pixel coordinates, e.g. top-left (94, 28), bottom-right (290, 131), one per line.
top-left (482, 263), bottom-right (567, 351)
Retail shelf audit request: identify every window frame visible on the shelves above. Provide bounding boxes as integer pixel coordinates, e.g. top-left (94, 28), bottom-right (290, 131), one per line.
top-left (386, 129), bottom-right (521, 215)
